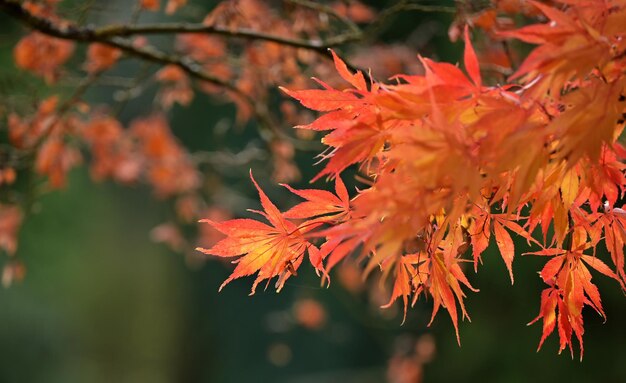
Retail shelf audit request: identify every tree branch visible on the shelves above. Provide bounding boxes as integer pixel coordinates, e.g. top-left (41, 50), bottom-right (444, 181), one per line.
top-left (93, 23), bottom-right (361, 52)
top-left (0, 0), bottom-right (249, 99)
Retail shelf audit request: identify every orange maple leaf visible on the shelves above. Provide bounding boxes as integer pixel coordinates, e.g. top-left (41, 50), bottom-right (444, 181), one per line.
top-left (139, 0), bottom-right (160, 11)
top-left (197, 172), bottom-right (320, 293)
top-left (501, 0), bottom-right (624, 95)
top-left (282, 176), bottom-right (350, 222)
top-left (14, 32), bottom-right (74, 83)
top-left (165, 0), bottom-right (186, 14)
top-left (84, 43), bottom-right (122, 74)
top-left (428, 252), bottom-right (477, 345)
top-left (529, 249), bottom-right (625, 359)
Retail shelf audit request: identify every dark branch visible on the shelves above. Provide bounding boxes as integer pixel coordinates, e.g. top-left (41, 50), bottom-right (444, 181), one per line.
top-left (0, 0), bottom-right (247, 96)
top-left (93, 23), bottom-right (361, 52)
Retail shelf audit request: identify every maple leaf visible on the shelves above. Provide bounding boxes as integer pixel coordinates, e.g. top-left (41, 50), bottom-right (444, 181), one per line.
top-left (128, 114), bottom-right (200, 197)
top-left (331, 0), bottom-right (376, 23)
top-left (315, 120), bottom-right (389, 180)
top-left (330, 50), bottom-right (368, 91)
top-left (469, 208), bottom-right (490, 271)
top-left (293, 109), bottom-right (360, 132)
top-left (281, 93), bottom-right (387, 182)
top-left (472, 207), bottom-right (542, 279)
top-left (82, 117), bottom-right (125, 179)
top-left (381, 253), bottom-right (426, 324)
top-left (529, 249), bottom-right (625, 359)
top-left (0, 205), bottom-right (23, 256)
top-left (589, 205), bottom-right (626, 284)
top-left (8, 96), bottom-right (59, 149)
top-left (84, 43), bottom-right (122, 74)
top-left (280, 81), bottom-right (364, 112)
top-left (165, 0), bottom-right (186, 14)
top-left (428, 252), bottom-right (478, 345)
top-left (551, 78), bottom-right (625, 163)
top-left (14, 31), bottom-right (74, 84)
top-left (492, 219), bottom-right (516, 283)
top-left (35, 137), bottom-right (82, 188)
top-left (139, 0), bottom-right (160, 11)
top-left (463, 26), bottom-right (481, 89)
top-left (418, 57), bottom-right (476, 99)
top-left (282, 176), bottom-right (350, 222)
top-left (380, 230), bottom-right (479, 338)
top-left (196, 172), bottom-right (320, 293)
top-left (317, 234), bottom-right (363, 273)
top-left (580, 144), bottom-right (626, 211)
top-left (528, 287), bottom-right (559, 352)
top-left (156, 65), bottom-right (194, 109)
top-left (280, 52), bottom-right (385, 180)
top-left (559, 167), bottom-right (579, 210)
top-left (501, 0), bottom-right (620, 95)
top-left (529, 256), bottom-right (584, 359)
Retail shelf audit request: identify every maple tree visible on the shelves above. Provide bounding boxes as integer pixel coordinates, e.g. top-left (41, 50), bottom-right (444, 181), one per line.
top-left (0, 0), bottom-right (625, 362)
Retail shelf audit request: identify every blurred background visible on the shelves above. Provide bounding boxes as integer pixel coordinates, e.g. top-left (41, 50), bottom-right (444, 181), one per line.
top-left (0, 1), bottom-right (625, 382)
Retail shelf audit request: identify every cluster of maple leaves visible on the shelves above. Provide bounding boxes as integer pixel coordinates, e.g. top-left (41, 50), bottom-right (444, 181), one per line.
top-left (198, 0), bottom-right (626, 359)
top-left (1, 0), bottom-right (625, 360)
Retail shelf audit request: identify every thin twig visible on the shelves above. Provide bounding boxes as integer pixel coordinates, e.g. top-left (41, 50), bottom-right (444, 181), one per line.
top-left (398, 3), bottom-right (457, 13)
top-left (113, 62), bottom-right (155, 116)
top-left (62, 75), bottom-right (138, 88)
top-left (36, 72), bottom-right (101, 145)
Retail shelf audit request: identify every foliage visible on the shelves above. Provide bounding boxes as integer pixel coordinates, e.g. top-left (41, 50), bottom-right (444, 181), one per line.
top-left (199, 1), bottom-right (626, 359)
top-left (0, 0), bottom-right (624, 362)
